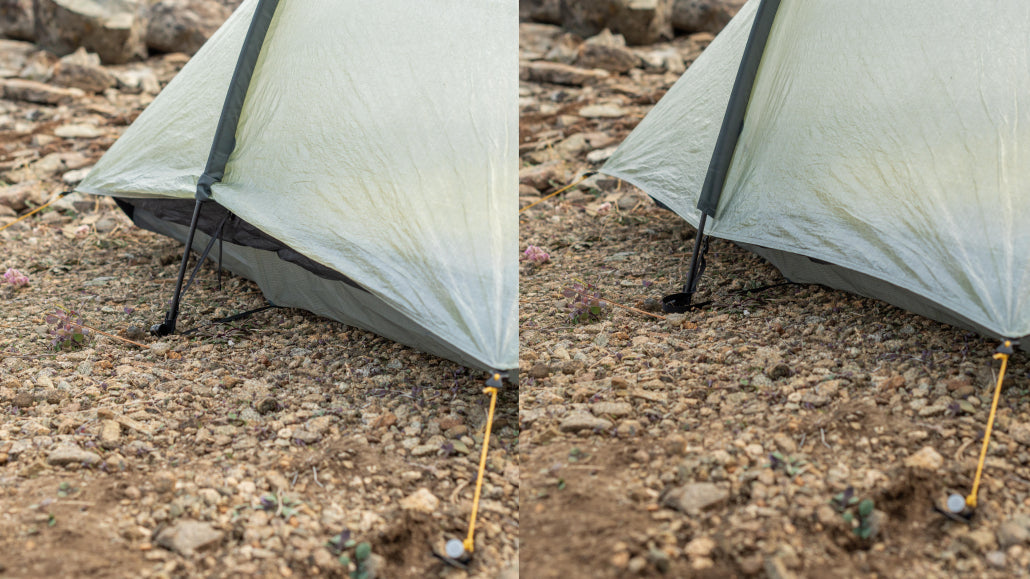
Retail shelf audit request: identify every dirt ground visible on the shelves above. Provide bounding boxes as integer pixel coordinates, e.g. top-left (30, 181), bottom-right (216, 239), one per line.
top-left (518, 20), bottom-right (1030, 579)
top-left (0, 46), bottom-right (517, 579)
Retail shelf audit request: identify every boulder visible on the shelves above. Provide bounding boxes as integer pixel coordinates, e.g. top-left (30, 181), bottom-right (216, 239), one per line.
top-left (560, 0), bottom-right (673, 46)
top-left (671, 0), bottom-right (745, 34)
top-left (520, 0), bottom-right (561, 24)
top-left (51, 47), bottom-right (118, 93)
top-left (34, 0), bottom-right (147, 64)
top-left (145, 0), bottom-right (230, 55)
top-left (0, 0), bottom-right (34, 41)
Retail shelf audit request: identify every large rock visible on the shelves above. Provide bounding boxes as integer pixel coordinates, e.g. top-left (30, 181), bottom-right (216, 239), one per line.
top-left (576, 30), bottom-right (639, 74)
top-left (0, 39), bottom-right (35, 77)
top-left (35, 0), bottom-right (147, 64)
top-left (0, 78), bottom-right (82, 104)
top-left (520, 0), bottom-right (561, 24)
top-left (671, 0), bottom-right (745, 34)
top-left (145, 0), bottom-right (230, 55)
top-left (51, 47), bottom-right (118, 93)
top-left (560, 0), bottom-right (673, 46)
top-left (0, 0), bottom-right (34, 40)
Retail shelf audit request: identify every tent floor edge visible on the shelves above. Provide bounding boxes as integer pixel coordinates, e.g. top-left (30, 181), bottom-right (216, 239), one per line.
top-left (123, 201), bottom-right (510, 372)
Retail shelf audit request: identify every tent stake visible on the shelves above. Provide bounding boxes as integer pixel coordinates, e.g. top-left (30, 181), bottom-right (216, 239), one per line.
top-left (152, 199), bottom-right (205, 336)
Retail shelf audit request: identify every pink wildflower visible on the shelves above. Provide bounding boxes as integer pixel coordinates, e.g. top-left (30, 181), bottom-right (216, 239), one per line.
top-left (522, 245), bottom-right (550, 264)
top-left (2, 268), bottom-right (29, 287)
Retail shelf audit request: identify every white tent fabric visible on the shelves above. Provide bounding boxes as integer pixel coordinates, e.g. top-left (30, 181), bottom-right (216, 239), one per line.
top-left (603, 0), bottom-right (1030, 339)
top-left (78, 0), bottom-right (518, 370)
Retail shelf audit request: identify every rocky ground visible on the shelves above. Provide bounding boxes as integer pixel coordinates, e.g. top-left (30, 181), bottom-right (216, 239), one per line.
top-left (518, 17), bottom-right (1030, 579)
top-left (0, 35), bottom-right (517, 579)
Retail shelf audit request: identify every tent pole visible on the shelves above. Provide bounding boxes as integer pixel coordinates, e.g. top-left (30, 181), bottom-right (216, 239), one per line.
top-left (683, 212), bottom-right (709, 295)
top-left (152, 198), bottom-right (205, 336)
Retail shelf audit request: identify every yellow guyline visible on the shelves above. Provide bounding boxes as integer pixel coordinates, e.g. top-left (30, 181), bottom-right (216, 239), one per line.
top-left (464, 373), bottom-right (501, 553)
top-left (519, 172), bottom-right (595, 214)
top-left (967, 340), bottom-right (1014, 509)
top-left (0, 191), bottom-right (73, 235)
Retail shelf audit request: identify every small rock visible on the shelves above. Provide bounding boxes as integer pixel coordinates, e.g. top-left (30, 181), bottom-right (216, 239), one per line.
top-left (155, 519), bottom-right (223, 556)
top-left (997, 520), bottom-right (1030, 548)
top-left (13, 391), bottom-right (33, 408)
top-left (904, 446), bottom-right (943, 471)
top-left (0, 78), bottom-right (81, 105)
top-left (256, 397), bottom-right (279, 414)
top-left (767, 364), bottom-right (791, 380)
top-left (559, 412), bottom-right (613, 433)
top-left (578, 103), bottom-right (626, 118)
top-left (46, 444), bottom-right (101, 467)
top-left (661, 482), bottom-right (728, 515)
top-left (99, 419), bottom-right (121, 449)
top-left (51, 47), bottom-right (117, 93)
top-left (399, 488), bottom-right (439, 514)
top-left (55, 124), bottom-right (103, 139)
top-left (575, 29), bottom-right (638, 73)
top-left (519, 60), bottom-right (609, 86)
top-left (529, 363), bottom-right (552, 379)
top-left (986, 550), bottom-right (1007, 568)
top-left (590, 401), bottom-right (632, 418)
top-left (684, 536), bottom-right (715, 559)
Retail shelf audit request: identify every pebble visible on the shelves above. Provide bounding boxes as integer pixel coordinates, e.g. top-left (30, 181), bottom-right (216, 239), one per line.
top-left (997, 520), bottom-right (1030, 548)
top-left (661, 482), bottom-right (729, 515)
top-left (904, 446), bottom-right (943, 471)
top-left (590, 401), bottom-right (632, 418)
top-left (155, 520), bottom-right (223, 556)
top-left (684, 536), bottom-right (715, 559)
top-left (986, 550), bottom-right (1007, 568)
top-left (46, 444), bottom-right (101, 467)
top-left (559, 412), bottom-right (613, 433)
top-left (399, 488), bottom-right (439, 513)
top-left (99, 419), bottom-right (121, 449)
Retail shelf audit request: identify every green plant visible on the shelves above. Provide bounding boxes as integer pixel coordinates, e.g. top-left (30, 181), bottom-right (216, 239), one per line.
top-left (327, 532), bottom-right (375, 579)
top-left (768, 452), bottom-right (805, 476)
top-left (832, 487), bottom-right (877, 539)
top-left (45, 308), bottom-right (89, 351)
top-left (562, 281), bottom-right (609, 324)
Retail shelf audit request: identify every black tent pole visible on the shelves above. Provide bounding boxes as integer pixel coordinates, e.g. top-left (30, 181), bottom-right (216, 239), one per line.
top-left (152, 198), bottom-right (205, 336)
top-left (662, 0), bottom-right (781, 314)
top-left (149, 0), bottom-right (280, 336)
top-left (683, 212), bottom-right (708, 294)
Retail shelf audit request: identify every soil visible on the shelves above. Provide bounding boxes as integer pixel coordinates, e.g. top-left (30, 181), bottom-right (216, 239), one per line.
top-left (0, 44), bottom-right (517, 579)
top-left (518, 20), bottom-right (1030, 579)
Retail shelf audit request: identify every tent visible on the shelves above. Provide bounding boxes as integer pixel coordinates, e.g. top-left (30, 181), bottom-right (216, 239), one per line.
top-left (75, 0), bottom-right (518, 373)
top-left (601, 0), bottom-right (1030, 343)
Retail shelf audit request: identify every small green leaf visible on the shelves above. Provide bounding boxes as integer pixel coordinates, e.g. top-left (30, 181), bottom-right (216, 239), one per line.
top-left (858, 498), bottom-right (874, 518)
top-left (338, 554), bottom-right (351, 566)
top-left (842, 512), bottom-right (854, 523)
top-left (343, 539), bottom-right (357, 549)
top-left (355, 542), bottom-right (371, 561)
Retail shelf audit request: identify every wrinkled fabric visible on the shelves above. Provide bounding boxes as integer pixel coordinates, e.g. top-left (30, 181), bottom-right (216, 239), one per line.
top-left (78, 0), bottom-right (518, 371)
top-left (604, 0), bottom-right (1030, 339)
